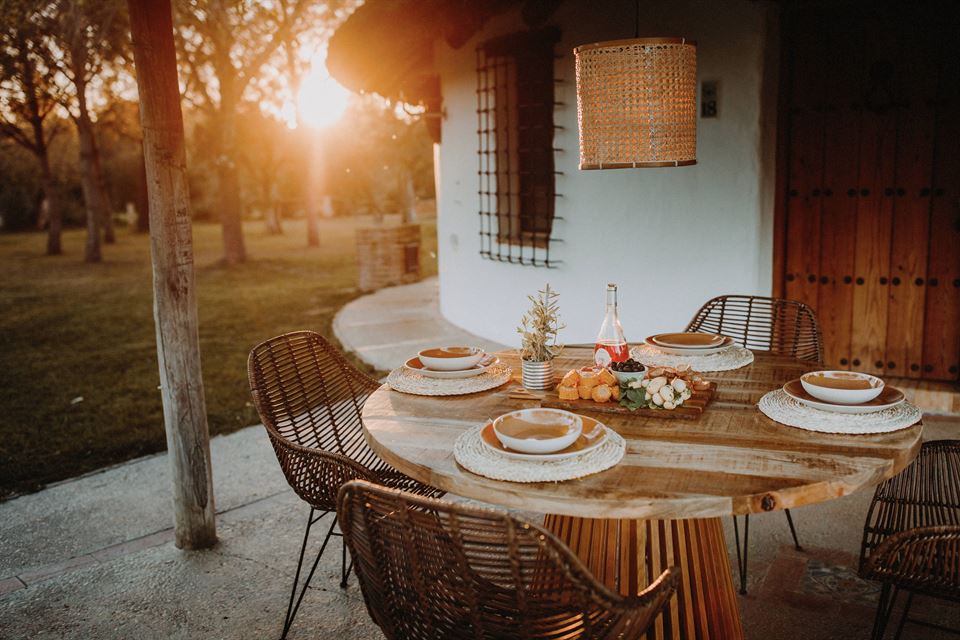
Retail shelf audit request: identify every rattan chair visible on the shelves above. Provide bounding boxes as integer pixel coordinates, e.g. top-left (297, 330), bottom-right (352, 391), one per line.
top-left (686, 294), bottom-right (822, 363)
top-left (859, 440), bottom-right (960, 640)
top-left (686, 294), bottom-right (823, 593)
top-left (247, 331), bottom-right (444, 639)
top-left (338, 480), bottom-right (680, 639)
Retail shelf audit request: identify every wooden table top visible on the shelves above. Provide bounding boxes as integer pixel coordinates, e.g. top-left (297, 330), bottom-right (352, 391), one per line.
top-left (361, 347), bottom-right (923, 520)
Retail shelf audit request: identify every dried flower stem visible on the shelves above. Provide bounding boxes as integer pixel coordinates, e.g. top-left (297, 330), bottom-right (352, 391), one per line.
top-left (517, 284), bottom-right (564, 362)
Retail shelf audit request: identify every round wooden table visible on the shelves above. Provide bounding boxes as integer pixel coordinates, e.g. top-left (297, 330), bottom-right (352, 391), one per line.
top-left (361, 347), bottom-right (922, 639)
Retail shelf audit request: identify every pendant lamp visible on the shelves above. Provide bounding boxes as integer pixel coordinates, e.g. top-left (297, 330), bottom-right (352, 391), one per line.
top-left (575, 37), bottom-right (697, 169)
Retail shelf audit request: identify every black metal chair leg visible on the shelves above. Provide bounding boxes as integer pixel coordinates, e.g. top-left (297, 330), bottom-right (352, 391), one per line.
top-left (784, 508), bottom-right (802, 551)
top-left (339, 532), bottom-right (351, 588)
top-left (893, 591), bottom-right (914, 640)
top-left (343, 558), bottom-right (354, 586)
top-left (732, 514), bottom-right (749, 595)
top-left (871, 584), bottom-right (899, 640)
top-left (281, 509), bottom-right (339, 640)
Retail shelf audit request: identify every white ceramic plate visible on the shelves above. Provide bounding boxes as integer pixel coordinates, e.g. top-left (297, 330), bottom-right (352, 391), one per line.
top-left (800, 371), bottom-right (884, 405)
top-left (782, 379), bottom-right (905, 414)
top-left (404, 355), bottom-right (498, 379)
top-left (644, 335), bottom-right (735, 356)
top-left (480, 418), bottom-right (608, 460)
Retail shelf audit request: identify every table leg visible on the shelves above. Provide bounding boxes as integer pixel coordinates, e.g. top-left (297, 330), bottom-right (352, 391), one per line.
top-left (543, 515), bottom-right (744, 640)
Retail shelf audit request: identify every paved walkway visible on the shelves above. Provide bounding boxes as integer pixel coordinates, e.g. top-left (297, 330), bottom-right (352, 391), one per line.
top-left (333, 276), bottom-right (506, 371)
top-left (2, 278), bottom-right (957, 639)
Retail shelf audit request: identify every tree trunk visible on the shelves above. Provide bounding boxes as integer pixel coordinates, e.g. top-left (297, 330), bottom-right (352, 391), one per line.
top-left (260, 176), bottom-right (282, 234)
top-left (75, 109), bottom-right (103, 263)
top-left (136, 142), bottom-right (149, 232)
top-left (128, 0), bottom-right (217, 550)
top-left (19, 39), bottom-right (61, 255)
top-left (305, 142), bottom-right (323, 246)
top-left (98, 165), bottom-right (115, 244)
top-left (37, 147), bottom-right (62, 255)
top-left (42, 170), bottom-right (62, 256)
top-left (217, 108), bottom-right (246, 264)
top-left (73, 62), bottom-right (113, 263)
top-left (264, 205), bottom-right (282, 234)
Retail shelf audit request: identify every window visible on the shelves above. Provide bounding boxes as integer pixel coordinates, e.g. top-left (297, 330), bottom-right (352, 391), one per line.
top-left (477, 28), bottom-right (561, 267)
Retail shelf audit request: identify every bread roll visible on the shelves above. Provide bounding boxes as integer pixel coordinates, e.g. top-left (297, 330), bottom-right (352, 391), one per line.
top-left (558, 385), bottom-right (579, 401)
top-left (592, 384), bottom-right (612, 403)
top-left (598, 368), bottom-right (617, 387)
top-left (560, 369), bottom-right (580, 387)
top-left (578, 370), bottom-right (600, 390)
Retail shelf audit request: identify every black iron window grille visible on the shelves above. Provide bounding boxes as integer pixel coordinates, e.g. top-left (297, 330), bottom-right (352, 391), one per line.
top-left (477, 27), bottom-right (563, 267)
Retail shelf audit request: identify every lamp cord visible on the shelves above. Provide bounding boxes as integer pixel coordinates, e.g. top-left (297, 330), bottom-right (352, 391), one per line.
top-left (634, 0), bottom-right (640, 38)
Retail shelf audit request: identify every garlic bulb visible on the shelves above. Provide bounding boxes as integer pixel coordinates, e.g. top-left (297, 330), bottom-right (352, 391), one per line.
top-left (647, 376), bottom-right (667, 394)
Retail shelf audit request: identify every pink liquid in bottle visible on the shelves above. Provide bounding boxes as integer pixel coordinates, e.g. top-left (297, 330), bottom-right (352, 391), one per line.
top-left (594, 283), bottom-right (628, 367)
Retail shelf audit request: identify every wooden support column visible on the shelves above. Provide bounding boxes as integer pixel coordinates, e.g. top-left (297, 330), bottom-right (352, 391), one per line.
top-left (128, 0), bottom-right (217, 549)
top-left (543, 515), bottom-right (744, 640)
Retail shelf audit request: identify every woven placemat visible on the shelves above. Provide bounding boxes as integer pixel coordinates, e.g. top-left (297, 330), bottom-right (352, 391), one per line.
top-left (453, 425), bottom-right (625, 483)
top-left (387, 364), bottom-right (513, 396)
top-left (631, 343), bottom-right (754, 372)
top-left (757, 389), bottom-right (922, 434)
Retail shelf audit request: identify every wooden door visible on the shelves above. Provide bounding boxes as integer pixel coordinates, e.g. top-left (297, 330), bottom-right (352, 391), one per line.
top-left (780, 2), bottom-right (960, 382)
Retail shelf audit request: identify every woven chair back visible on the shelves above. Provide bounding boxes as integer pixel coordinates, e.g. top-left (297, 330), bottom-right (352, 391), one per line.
top-left (247, 331), bottom-right (383, 509)
top-left (860, 440), bottom-right (960, 571)
top-left (338, 480), bottom-right (678, 640)
top-left (686, 295), bottom-right (823, 363)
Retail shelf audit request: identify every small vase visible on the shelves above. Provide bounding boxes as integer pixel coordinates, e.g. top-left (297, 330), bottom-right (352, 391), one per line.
top-left (521, 358), bottom-right (554, 390)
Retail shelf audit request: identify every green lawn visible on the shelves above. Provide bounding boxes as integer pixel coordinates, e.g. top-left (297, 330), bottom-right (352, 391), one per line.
top-left (0, 216), bottom-right (437, 498)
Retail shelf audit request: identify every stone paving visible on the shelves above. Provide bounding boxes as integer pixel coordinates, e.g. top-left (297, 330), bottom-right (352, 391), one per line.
top-left (333, 276), bottom-right (506, 372)
top-left (2, 278), bottom-right (958, 639)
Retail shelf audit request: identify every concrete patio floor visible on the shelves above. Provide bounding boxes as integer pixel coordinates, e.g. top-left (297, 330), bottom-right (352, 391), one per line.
top-left (2, 279), bottom-right (958, 639)
top-left (334, 276), bottom-right (506, 372)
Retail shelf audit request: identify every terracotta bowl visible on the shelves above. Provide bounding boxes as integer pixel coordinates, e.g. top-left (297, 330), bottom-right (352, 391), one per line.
top-left (417, 346), bottom-right (484, 371)
top-left (492, 408), bottom-right (583, 454)
top-left (800, 371), bottom-right (884, 405)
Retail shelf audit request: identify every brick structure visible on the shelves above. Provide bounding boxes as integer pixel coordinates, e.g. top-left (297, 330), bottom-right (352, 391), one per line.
top-left (355, 223), bottom-right (421, 292)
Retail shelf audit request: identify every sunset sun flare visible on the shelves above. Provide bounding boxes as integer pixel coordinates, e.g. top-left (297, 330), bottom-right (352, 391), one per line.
top-left (297, 55), bottom-right (350, 129)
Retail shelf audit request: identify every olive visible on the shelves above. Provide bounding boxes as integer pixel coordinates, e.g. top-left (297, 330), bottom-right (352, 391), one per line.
top-left (612, 358), bottom-right (644, 372)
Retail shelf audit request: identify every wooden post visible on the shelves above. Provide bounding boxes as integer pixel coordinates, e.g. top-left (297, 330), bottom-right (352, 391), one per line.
top-left (127, 0), bottom-right (216, 549)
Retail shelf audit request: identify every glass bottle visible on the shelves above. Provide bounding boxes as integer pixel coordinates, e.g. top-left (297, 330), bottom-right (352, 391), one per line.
top-left (594, 283), bottom-right (629, 367)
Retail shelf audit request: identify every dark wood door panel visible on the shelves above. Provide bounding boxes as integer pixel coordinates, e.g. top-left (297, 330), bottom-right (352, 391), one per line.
top-left (849, 10), bottom-right (899, 376)
top-left (850, 107), bottom-right (896, 375)
top-left (884, 18), bottom-right (937, 379)
top-left (781, 3), bottom-right (959, 382)
top-left (784, 110), bottom-right (824, 311)
top-left (922, 31), bottom-right (960, 381)
top-left (783, 9), bottom-right (826, 311)
top-left (817, 15), bottom-right (862, 369)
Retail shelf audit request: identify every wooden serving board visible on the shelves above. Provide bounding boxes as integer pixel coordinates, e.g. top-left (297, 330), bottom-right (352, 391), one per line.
top-left (541, 381), bottom-right (718, 420)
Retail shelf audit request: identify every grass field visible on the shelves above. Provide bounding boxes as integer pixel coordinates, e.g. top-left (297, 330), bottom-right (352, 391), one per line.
top-left (0, 216), bottom-right (437, 498)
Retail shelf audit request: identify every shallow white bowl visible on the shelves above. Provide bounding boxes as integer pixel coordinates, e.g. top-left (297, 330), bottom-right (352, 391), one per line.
top-left (417, 346), bottom-right (484, 371)
top-left (800, 371), bottom-right (884, 405)
top-left (492, 408), bottom-right (583, 454)
top-left (612, 369), bottom-right (647, 386)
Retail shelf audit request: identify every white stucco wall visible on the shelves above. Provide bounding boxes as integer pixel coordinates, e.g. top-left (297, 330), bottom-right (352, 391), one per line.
top-left (435, 0), bottom-right (779, 346)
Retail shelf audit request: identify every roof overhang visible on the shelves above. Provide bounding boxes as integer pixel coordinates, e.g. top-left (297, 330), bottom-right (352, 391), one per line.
top-left (326, 0), bottom-right (561, 106)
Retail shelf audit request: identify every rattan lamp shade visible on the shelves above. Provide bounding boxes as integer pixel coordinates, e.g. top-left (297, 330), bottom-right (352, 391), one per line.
top-left (575, 37), bottom-right (697, 169)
